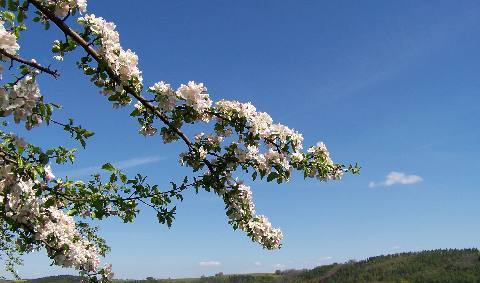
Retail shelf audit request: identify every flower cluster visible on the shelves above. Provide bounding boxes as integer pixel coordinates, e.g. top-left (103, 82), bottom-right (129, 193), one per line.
top-left (101, 263), bottom-right (114, 281)
top-left (0, 21), bottom-right (20, 78)
top-left (216, 100), bottom-right (272, 136)
top-left (213, 99), bottom-right (344, 180)
top-left (306, 142), bottom-right (344, 180)
top-left (140, 81), bottom-right (213, 139)
top-left (41, 0), bottom-right (87, 18)
top-left (149, 80), bottom-right (212, 118)
top-left (0, 158), bottom-right (101, 273)
top-left (0, 75), bottom-right (43, 129)
top-left (149, 81), bottom-right (176, 112)
top-left (41, 207), bottom-right (100, 271)
top-left (0, 21), bottom-right (20, 60)
top-left (78, 14), bottom-right (143, 95)
top-left (223, 183), bottom-right (283, 249)
top-left (194, 132), bottom-right (224, 148)
top-left (149, 84), bottom-right (344, 248)
top-left (307, 142), bottom-right (332, 165)
top-left (215, 99), bottom-right (303, 149)
top-left (138, 124), bottom-right (157, 137)
top-left (245, 215), bottom-right (283, 249)
top-left (133, 102), bottom-right (157, 136)
top-left (176, 81), bottom-right (212, 121)
top-left (44, 164), bottom-right (55, 180)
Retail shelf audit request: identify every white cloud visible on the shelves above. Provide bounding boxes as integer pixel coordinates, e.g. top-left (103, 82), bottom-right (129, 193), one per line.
top-left (114, 156), bottom-right (165, 169)
top-left (199, 261), bottom-right (221, 267)
top-left (253, 261), bottom-right (262, 266)
top-left (57, 156), bottom-right (165, 178)
top-left (369, 171), bottom-right (422, 188)
top-left (274, 263), bottom-right (285, 269)
top-left (319, 256), bottom-right (333, 261)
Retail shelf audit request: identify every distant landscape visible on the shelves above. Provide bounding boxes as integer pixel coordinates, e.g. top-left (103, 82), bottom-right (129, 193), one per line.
top-left (5, 248), bottom-right (480, 283)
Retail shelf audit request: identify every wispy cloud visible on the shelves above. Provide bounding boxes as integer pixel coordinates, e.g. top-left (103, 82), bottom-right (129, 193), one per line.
top-left (369, 171), bottom-right (422, 188)
top-left (199, 261), bottom-right (221, 267)
top-left (57, 156), bottom-right (165, 178)
top-left (274, 263), bottom-right (285, 269)
top-left (115, 156), bottom-right (166, 169)
top-left (253, 261), bottom-right (262, 266)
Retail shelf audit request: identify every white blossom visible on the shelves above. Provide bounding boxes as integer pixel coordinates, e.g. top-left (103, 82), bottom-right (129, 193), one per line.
top-left (139, 124), bottom-right (157, 136)
top-left (176, 81), bottom-right (212, 120)
top-left (223, 182), bottom-right (283, 249)
top-left (290, 151), bottom-right (304, 163)
top-left (44, 164), bottom-right (55, 181)
top-left (41, 0), bottom-right (87, 18)
top-left (194, 132), bottom-right (205, 142)
top-left (0, 75), bottom-right (43, 129)
top-left (150, 81), bottom-right (177, 112)
top-left (0, 21), bottom-right (20, 79)
top-left (161, 129), bottom-right (178, 144)
top-left (308, 141), bottom-right (333, 165)
top-left (0, 160), bottom-right (101, 273)
top-left (102, 263), bottom-right (114, 281)
top-left (134, 101), bottom-right (144, 111)
top-left (0, 21), bottom-right (20, 60)
top-left (198, 146), bottom-right (207, 160)
top-left (78, 15), bottom-right (143, 93)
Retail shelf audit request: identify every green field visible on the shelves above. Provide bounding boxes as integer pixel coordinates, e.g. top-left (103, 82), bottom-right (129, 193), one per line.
top-left (5, 248), bottom-right (480, 283)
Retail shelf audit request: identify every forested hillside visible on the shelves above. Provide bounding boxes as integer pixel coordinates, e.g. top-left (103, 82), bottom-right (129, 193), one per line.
top-left (7, 248), bottom-right (480, 283)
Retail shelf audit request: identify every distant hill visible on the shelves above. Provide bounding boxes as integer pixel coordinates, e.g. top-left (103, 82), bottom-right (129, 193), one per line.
top-left (290, 248), bottom-right (480, 283)
top-left (1, 275), bottom-right (84, 283)
top-left (10, 248), bottom-right (480, 283)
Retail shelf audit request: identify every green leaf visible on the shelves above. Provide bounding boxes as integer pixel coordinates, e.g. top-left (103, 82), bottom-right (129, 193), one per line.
top-left (119, 173), bottom-right (127, 183)
top-left (267, 172), bottom-right (278, 182)
top-left (130, 108), bottom-right (141, 117)
top-left (17, 10), bottom-right (24, 23)
top-left (83, 130), bottom-right (95, 138)
top-left (44, 198), bottom-right (55, 208)
top-left (101, 163), bottom-right (116, 172)
top-left (38, 153), bottom-right (49, 165)
top-left (6, 0), bottom-right (16, 11)
top-left (68, 208), bottom-right (79, 216)
top-left (2, 11), bottom-right (15, 23)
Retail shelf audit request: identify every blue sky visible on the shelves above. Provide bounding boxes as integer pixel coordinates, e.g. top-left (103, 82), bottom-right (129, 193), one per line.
top-left (10, 0), bottom-right (480, 279)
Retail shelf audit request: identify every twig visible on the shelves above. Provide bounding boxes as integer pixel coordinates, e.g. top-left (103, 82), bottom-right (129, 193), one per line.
top-left (0, 49), bottom-right (60, 78)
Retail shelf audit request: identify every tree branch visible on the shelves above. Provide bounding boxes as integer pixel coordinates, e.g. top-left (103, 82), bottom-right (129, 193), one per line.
top-left (0, 49), bottom-right (60, 79)
top-left (28, 0), bottom-right (217, 174)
